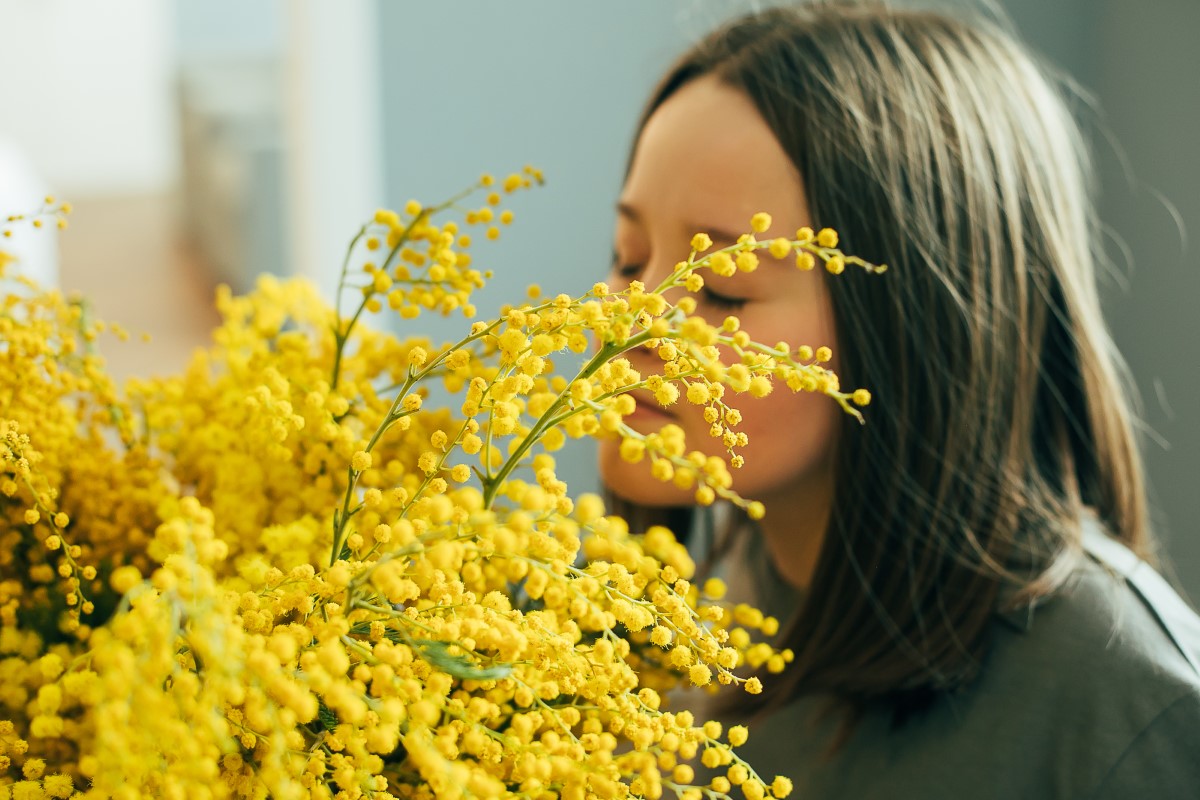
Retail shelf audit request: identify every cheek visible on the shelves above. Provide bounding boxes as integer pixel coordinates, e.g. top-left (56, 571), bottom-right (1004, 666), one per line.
top-left (729, 386), bottom-right (840, 493)
top-left (599, 387), bottom-right (840, 505)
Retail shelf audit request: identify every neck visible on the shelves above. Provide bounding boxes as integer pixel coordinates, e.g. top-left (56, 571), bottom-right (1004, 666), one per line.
top-left (753, 471), bottom-right (833, 590)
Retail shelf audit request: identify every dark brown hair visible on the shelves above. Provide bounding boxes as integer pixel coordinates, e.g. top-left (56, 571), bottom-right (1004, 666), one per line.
top-left (613, 0), bottom-right (1151, 714)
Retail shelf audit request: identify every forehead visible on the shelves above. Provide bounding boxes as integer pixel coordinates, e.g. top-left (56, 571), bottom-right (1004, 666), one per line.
top-left (622, 75), bottom-right (807, 228)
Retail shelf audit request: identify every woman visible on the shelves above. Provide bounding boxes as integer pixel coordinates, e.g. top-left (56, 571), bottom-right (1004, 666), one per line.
top-left (600, 2), bottom-right (1200, 797)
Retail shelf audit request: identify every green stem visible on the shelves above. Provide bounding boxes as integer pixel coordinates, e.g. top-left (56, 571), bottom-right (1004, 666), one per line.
top-left (327, 321), bottom-right (502, 567)
top-left (480, 333), bottom-right (651, 509)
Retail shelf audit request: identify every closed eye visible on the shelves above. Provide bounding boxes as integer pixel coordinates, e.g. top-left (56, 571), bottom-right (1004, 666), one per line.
top-left (610, 249), bottom-right (643, 280)
top-left (702, 286), bottom-right (747, 310)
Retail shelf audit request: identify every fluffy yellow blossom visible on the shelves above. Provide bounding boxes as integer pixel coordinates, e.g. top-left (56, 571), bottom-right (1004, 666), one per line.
top-left (351, 450), bottom-right (372, 471)
top-left (736, 251), bottom-right (759, 272)
top-left (816, 227), bottom-right (838, 247)
top-left (0, 185), bottom-right (880, 799)
top-left (709, 252), bottom-right (737, 277)
top-left (727, 725), bottom-right (749, 747)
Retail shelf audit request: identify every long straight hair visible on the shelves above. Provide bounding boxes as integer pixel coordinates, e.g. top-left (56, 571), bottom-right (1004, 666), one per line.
top-left (614, 0), bottom-right (1151, 712)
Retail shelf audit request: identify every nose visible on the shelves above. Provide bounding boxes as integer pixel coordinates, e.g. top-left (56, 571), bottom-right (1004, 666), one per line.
top-left (624, 258), bottom-right (685, 362)
top-left (614, 255), bottom-right (684, 302)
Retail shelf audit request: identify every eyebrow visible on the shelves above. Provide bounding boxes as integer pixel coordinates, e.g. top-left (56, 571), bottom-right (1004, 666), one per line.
top-left (615, 201), bottom-right (744, 248)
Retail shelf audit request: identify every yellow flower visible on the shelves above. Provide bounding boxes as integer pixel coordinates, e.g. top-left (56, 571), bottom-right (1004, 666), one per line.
top-left (44, 774), bottom-right (74, 798)
top-left (0, 175), bottom-right (882, 799)
top-left (650, 459), bottom-right (674, 482)
top-left (619, 438), bottom-right (646, 463)
top-left (691, 233), bottom-right (713, 252)
top-left (726, 364), bottom-right (751, 393)
top-left (750, 212), bottom-right (772, 233)
top-left (709, 252), bottom-right (736, 277)
top-left (653, 381), bottom-right (679, 406)
top-left (748, 376), bottom-right (773, 398)
top-left (816, 227), bottom-right (838, 247)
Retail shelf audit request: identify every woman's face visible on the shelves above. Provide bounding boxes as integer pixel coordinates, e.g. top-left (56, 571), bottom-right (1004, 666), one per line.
top-left (599, 75), bottom-right (841, 518)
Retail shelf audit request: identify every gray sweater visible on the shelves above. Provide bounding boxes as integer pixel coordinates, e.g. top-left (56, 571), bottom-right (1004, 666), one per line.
top-left (680, 519), bottom-right (1200, 799)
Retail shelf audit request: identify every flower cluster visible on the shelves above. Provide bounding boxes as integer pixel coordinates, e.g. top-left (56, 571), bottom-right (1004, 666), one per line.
top-left (2, 198), bottom-right (72, 238)
top-left (0, 173), bottom-right (880, 799)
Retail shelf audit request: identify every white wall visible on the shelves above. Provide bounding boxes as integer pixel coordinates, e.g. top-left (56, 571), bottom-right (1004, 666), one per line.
top-left (0, 0), bottom-right (177, 196)
top-left (282, 0), bottom-right (382, 301)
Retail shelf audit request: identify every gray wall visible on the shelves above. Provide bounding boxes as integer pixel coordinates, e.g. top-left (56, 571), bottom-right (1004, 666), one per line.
top-left (377, 1), bottom-right (1200, 598)
top-left (1002, 0), bottom-right (1200, 598)
top-left (377, 2), bottom-right (712, 494)
top-left (1098, 0), bottom-right (1200, 599)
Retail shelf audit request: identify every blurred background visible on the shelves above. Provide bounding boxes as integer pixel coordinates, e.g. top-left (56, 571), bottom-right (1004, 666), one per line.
top-left (1, 0), bottom-right (1196, 596)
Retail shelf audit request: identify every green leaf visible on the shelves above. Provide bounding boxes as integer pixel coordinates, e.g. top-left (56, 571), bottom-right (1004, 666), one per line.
top-left (318, 701), bottom-right (339, 732)
top-left (413, 639), bottom-right (513, 681)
